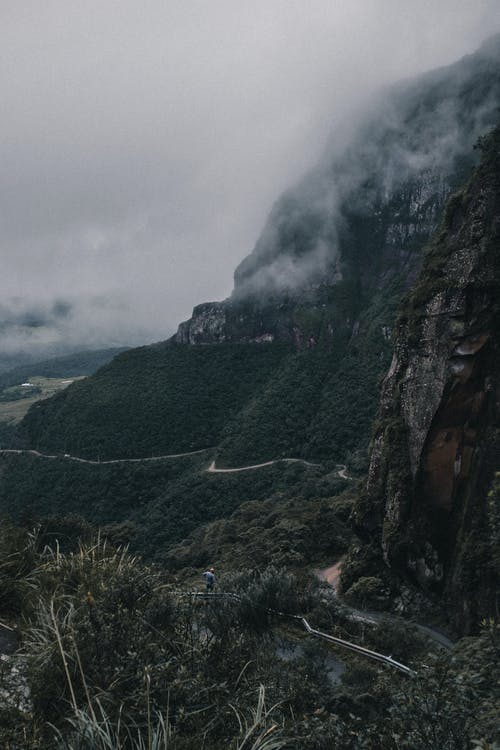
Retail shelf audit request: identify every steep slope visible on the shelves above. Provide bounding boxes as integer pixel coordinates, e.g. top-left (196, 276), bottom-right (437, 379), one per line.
top-left (177, 35), bottom-right (500, 346)
top-left (17, 342), bottom-right (290, 459)
top-left (352, 123), bottom-right (500, 633)
top-left (2, 39), bottom-right (500, 570)
top-left (172, 36), bottom-right (500, 465)
top-left (14, 38), bottom-right (500, 469)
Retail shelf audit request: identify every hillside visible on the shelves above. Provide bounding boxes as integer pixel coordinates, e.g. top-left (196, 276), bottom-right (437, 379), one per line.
top-left (0, 347), bottom-right (128, 390)
top-left (16, 342), bottom-right (291, 459)
top-left (178, 34), bottom-right (500, 344)
top-left (0, 39), bottom-right (499, 623)
top-left (13, 38), bottom-right (500, 468)
top-left (1, 43), bottom-right (500, 750)
top-left (0, 347), bottom-right (128, 448)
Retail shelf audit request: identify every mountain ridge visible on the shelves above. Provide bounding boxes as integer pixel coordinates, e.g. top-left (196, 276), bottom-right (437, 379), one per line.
top-left (1, 38), bottom-right (500, 633)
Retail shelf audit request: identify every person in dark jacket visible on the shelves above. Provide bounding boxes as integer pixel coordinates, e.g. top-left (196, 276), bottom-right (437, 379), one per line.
top-left (202, 567), bottom-right (215, 592)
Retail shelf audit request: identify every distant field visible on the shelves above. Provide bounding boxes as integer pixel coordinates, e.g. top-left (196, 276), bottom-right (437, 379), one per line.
top-left (0, 376), bottom-right (85, 425)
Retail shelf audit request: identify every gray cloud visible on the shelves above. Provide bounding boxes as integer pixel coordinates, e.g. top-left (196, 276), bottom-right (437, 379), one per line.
top-left (1, 1), bottom-right (499, 353)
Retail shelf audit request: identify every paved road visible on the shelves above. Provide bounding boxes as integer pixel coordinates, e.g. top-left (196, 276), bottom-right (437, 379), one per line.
top-left (206, 459), bottom-right (352, 479)
top-left (0, 447), bottom-right (211, 465)
top-left (316, 563), bottom-right (455, 650)
top-left (1, 448), bottom-right (353, 479)
top-left (206, 458), bottom-right (320, 473)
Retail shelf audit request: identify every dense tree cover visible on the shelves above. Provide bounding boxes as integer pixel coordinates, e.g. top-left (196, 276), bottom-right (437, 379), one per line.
top-left (0, 347), bottom-right (128, 390)
top-left (0, 421), bottom-right (18, 448)
top-left (14, 335), bottom-right (391, 467)
top-left (17, 343), bottom-right (291, 460)
top-left (0, 524), bottom-right (498, 749)
top-left (0, 452), bottom-right (345, 563)
top-left (13, 272), bottom-right (401, 468)
top-left (165, 486), bottom-right (355, 576)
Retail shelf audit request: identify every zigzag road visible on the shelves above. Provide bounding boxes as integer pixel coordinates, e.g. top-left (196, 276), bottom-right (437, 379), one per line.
top-left (207, 458), bottom-right (320, 473)
top-left (0, 449), bottom-right (350, 479)
top-left (0, 449), bottom-right (452, 657)
top-left (207, 459), bottom-right (352, 479)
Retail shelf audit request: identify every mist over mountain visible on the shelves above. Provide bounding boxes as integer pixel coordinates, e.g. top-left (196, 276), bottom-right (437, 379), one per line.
top-left (2, 3), bottom-right (500, 359)
top-left (9, 36), bottom-right (500, 563)
top-left (1, 28), bottom-right (500, 749)
top-left (234, 34), bottom-right (500, 299)
top-left (176, 35), bottom-right (500, 349)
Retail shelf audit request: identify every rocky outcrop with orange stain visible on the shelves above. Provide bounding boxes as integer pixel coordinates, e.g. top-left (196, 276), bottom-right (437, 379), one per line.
top-left (354, 125), bottom-right (500, 634)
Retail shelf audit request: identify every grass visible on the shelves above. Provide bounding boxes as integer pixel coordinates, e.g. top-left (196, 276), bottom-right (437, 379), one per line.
top-left (0, 376), bottom-right (85, 426)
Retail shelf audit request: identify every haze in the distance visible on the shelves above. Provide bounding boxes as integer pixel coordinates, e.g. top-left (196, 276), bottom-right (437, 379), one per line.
top-left (2, 1), bottom-right (499, 351)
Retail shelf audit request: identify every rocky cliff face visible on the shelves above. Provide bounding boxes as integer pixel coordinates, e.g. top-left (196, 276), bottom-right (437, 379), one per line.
top-left (354, 125), bottom-right (500, 633)
top-left (176, 36), bottom-right (500, 348)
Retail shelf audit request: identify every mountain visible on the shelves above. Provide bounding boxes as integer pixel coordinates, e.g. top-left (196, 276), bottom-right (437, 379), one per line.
top-left (14, 37), bottom-right (500, 467)
top-left (2, 38), bottom-right (500, 750)
top-left (1, 38), bottom-right (500, 621)
top-left (349, 123), bottom-right (500, 633)
top-left (177, 34), bottom-right (500, 346)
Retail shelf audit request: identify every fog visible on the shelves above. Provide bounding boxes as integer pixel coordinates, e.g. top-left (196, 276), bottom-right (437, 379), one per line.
top-left (233, 37), bottom-right (500, 298)
top-left (1, 1), bottom-right (499, 352)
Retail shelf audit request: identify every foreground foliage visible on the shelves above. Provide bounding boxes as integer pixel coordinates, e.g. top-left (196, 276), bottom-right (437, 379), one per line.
top-left (0, 523), bottom-right (498, 749)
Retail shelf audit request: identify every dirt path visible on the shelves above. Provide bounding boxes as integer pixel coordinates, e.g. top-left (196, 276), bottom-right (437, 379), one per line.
top-left (315, 562), bottom-right (343, 590)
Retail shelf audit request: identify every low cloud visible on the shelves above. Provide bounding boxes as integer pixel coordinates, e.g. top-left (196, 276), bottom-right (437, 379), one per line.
top-left (234, 37), bottom-right (500, 298)
top-left (1, 2), bottom-right (499, 355)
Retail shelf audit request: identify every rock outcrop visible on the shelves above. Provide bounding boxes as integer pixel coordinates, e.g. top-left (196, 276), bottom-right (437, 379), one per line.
top-left (175, 36), bottom-right (500, 348)
top-left (355, 125), bottom-right (500, 633)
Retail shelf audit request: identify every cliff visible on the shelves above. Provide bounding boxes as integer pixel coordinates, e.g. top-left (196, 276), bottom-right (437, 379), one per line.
top-left (353, 124), bottom-right (500, 633)
top-left (176, 35), bottom-right (500, 348)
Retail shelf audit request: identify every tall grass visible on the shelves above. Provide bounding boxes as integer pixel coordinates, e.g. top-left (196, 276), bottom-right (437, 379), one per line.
top-left (53, 700), bottom-right (171, 750)
top-left (53, 687), bottom-right (290, 750)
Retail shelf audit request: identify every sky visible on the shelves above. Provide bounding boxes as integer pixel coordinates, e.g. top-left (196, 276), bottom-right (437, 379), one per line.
top-left (1, 0), bottom-right (499, 351)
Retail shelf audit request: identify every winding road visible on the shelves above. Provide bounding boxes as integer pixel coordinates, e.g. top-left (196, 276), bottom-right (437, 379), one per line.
top-left (316, 563), bottom-right (455, 650)
top-left (206, 458), bottom-right (320, 473)
top-left (0, 448), bottom-right (211, 465)
top-left (0, 448), bottom-right (352, 479)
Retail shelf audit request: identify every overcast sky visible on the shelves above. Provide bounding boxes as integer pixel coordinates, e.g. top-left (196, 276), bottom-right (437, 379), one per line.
top-left (2, 1), bottom-right (499, 350)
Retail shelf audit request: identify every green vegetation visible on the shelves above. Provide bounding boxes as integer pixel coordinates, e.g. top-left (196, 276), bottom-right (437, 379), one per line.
top-left (0, 376), bottom-right (85, 429)
top-left (0, 347), bottom-right (128, 389)
top-left (11, 318), bottom-right (393, 469)
top-left (217, 340), bottom-right (391, 465)
top-left (0, 451), bottom-right (352, 566)
top-left (18, 343), bottom-right (291, 460)
top-left (0, 385), bottom-right (42, 403)
top-left (0, 524), bottom-right (498, 749)
top-left (165, 484), bottom-right (355, 575)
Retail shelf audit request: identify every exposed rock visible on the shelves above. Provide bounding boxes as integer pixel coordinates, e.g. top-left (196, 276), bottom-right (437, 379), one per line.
top-left (0, 654), bottom-right (32, 714)
top-left (174, 38), bottom-right (500, 348)
top-left (176, 302), bottom-right (227, 344)
top-left (355, 124), bottom-right (500, 633)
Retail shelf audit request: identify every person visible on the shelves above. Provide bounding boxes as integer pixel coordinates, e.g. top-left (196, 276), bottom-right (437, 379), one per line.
top-left (202, 567), bottom-right (215, 592)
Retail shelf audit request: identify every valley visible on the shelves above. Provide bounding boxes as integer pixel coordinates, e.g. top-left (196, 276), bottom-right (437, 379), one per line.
top-left (0, 33), bottom-right (499, 750)
top-left (0, 375), bottom-right (85, 427)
